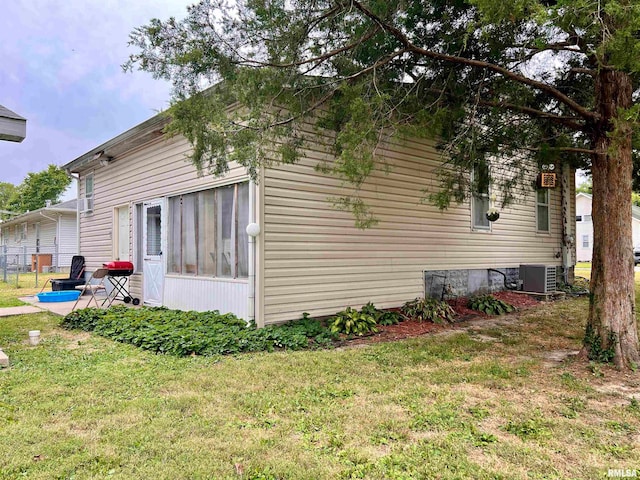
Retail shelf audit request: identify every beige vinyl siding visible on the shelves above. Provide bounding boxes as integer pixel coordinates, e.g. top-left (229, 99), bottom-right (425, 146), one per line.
top-left (262, 134), bottom-right (568, 324)
top-left (58, 213), bottom-right (78, 268)
top-left (78, 134), bottom-right (248, 299)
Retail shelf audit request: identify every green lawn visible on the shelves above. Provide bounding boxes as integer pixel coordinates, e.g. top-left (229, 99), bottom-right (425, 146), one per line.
top-left (0, 272), bottom-right (67, 307)
top-left (1, 283), bottom-right (639, 478)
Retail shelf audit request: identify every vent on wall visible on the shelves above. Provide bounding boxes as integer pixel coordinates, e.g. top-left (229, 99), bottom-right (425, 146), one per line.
top-left (519, 265), bottom-right (557, 293)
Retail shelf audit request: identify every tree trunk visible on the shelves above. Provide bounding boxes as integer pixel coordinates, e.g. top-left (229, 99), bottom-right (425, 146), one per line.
top-left (586, 69), bottom-right (640, 369)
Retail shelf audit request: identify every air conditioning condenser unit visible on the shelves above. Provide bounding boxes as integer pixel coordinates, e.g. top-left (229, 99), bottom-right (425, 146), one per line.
top-left (519, 264), bottom-right (557, 293)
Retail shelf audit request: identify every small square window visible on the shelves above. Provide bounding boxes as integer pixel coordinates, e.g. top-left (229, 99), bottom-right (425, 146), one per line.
top-left (582, 235), bottom-right (589, 248)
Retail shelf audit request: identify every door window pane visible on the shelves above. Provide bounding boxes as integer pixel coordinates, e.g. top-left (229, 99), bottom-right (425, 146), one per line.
top-left (146, 205), bottom-right (162, 255)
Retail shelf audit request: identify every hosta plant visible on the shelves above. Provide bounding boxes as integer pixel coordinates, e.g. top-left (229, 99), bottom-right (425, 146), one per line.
top-left (401, 297), bottom-right (456, 324)
top-left (329, 307), bottom-right (378, 336)
top-left (468, 294), bottom-right (515, 316)
top-left (360, 302), bottom-right (403, 326)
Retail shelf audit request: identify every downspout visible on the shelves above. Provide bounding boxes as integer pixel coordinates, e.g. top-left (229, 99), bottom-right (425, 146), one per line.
top-left (66, 172), bottom-right (81, 255)
top-left (560, 164), bottom-right (575, 284)
top-left (247, 180), bottom-right (257, 324)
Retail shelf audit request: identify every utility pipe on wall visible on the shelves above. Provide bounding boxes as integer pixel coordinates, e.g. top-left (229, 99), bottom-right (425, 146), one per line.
top-left (246, 180), bottom-right (258, 324)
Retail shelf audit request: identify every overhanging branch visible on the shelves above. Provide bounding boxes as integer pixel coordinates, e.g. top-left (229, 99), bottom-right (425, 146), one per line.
top-left (351, 0), bottom-right (600, 124)
top-left (478, 100), bottom-right (586, 131)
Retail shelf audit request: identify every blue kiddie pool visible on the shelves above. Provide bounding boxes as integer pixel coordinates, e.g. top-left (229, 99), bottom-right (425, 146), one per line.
top-left (36, 290), bottom-right (81, 302)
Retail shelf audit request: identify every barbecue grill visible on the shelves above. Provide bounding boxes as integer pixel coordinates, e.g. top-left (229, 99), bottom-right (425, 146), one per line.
top-left (103, 261), bottom-right (139, 305)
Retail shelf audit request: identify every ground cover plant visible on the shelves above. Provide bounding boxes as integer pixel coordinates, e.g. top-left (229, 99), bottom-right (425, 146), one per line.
top-left (61, 306), bottom-right (334, 355)
top-left (2, 274), bottom-right (640, 478)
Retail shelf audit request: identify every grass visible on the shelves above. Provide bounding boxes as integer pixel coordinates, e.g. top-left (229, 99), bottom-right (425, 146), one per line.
top-left (1, 279), bottom-right (640, 478)
top-left (0, 272), bottom-right (66, 307)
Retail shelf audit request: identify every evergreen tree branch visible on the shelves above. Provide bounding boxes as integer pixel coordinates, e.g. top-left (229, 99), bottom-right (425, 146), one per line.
top-left (351, 0), bottom-right (600, 123)
top-left (477, 100), bottom-right (587, 131)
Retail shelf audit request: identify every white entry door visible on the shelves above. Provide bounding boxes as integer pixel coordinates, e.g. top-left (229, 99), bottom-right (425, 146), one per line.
top-left (143, 200), bottom-right (163, 306)
top-left (116, 206), bottom-right (130, 261)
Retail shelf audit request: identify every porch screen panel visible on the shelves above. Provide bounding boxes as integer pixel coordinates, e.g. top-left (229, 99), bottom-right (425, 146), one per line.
top-left (167, 182), bottom-right (249, 278)
top-left (197, 189), bottom-right (216, 276)
top-left (168, 197), bottom-right (181, 274)
top-left (237, 183), bottom-right (249, 278)
top-left (181, 194), bottom-right (197, 274)
top-left (216, 185), bottom-right (234, 278)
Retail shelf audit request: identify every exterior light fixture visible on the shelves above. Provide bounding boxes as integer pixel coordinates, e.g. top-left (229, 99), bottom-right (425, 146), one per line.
top-left (246, 223), bottom-right (261, 237)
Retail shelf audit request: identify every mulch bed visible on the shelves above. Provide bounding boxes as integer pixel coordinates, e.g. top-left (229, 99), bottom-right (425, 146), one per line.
top-left (343, 291), bottom-right (542, 346)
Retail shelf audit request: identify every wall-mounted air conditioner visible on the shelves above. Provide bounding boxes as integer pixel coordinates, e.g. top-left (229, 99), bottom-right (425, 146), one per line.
top-left (519, 264), bottom-right (557, 293)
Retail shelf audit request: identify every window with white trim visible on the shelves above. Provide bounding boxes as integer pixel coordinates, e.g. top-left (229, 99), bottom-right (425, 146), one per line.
top-left (15, 223), bottom-right (27, 242)
top-left (583, 214), bottom-right (592, 222)
top-left (537, 189), bottom-right (550, 232)
top-left (582, 235), bottom-right (589, 248)
top-left (472, 162), bottom-right (490, 230)
top-left (168, 182), bottom-right (249, 278)
top-left (84, 173), bottom-right (94, 212)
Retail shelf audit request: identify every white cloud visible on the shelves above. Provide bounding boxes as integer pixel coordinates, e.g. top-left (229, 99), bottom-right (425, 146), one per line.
top-left (0, 0), bottom-right (193, 186)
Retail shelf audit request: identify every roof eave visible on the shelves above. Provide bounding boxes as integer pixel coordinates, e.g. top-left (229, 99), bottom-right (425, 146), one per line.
top-left (63, 114), bottom-right (170, 174)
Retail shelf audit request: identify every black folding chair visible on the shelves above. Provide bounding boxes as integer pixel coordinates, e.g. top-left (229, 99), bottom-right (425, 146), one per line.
top-left (40, 255), bottom-right (85, 292)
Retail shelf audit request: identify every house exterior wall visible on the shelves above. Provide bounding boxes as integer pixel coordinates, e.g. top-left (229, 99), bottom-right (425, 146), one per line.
top-left (575, 193), bottom-right (640, 262)
top-left (58, 213), bottom-right (78, 268)
top-left (261, 134), bottom-right (570, 325)
top-left (576, 194), bottom-right (593, 261)
top-left (0, 212), bottom-right (76, 270)
top-left (76, 134), bottom-right (248, 313)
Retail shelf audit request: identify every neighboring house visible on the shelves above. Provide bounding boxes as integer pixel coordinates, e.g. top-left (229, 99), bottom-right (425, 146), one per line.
top-left (575, 192), bottom-right (640, 262)
top-left (62, 113), bottom-right (576, 326)
top-left (0, 199), bottom-right (78, 272)
top-left (0, 104), bottom-right (26, 142)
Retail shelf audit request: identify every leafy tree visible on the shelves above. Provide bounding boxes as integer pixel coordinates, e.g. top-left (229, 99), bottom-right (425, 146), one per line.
top-left (126, 0), bottom-right (640, 368)
top-left (6, 165), bottom-right (71, 214)
top-left (0, 182), bottom-right (17, 213)
top-left (576, 180), bottom-right (592, 195)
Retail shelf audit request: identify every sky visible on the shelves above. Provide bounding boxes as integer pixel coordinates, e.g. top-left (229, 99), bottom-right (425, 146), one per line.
top-left (0, 0), bottom-right (194, 199)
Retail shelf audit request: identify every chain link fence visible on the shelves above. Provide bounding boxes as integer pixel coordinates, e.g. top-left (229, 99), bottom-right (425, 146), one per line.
top-left (0, 245), bottom-right (77, 287)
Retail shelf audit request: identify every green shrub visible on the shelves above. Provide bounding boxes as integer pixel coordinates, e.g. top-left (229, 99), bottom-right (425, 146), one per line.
top-left (360, 302), bottom-right (403, 326)
top-left (329, 307), bottom-right (378, 336)
top-left (61, 307), bottom-right (333, 356)
top-left (467, 294), bottom-right (515, 315)
top-left (401, 297), bottom-right (456, 323)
